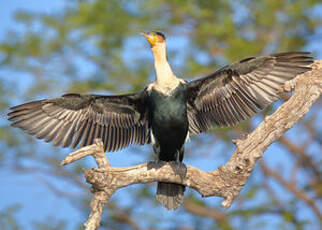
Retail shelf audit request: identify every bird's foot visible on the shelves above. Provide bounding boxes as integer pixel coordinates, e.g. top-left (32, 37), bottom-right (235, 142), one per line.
top-left (147, 160), bottom-right (166, 170)
top-left (169, 161), bottom-right (187, 180)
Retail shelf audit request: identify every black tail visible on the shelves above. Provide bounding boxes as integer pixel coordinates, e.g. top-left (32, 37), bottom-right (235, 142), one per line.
top-left (156, 182), bottom-right (185, 210)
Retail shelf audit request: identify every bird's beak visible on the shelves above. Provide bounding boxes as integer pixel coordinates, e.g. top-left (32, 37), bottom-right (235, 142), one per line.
top-left (141, 32), bottom-right (157, 47)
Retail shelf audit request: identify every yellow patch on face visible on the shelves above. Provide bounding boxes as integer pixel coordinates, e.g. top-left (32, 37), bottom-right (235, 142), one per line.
top-left (141, 32), bottom-right (164, 47)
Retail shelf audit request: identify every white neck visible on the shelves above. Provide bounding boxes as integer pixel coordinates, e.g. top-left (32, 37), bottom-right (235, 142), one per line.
top-left (151, 42), bottom-right (177, 85)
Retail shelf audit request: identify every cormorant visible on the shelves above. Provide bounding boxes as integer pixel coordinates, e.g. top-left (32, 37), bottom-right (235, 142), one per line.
top-left (8, 31), bottom-right (313, 210)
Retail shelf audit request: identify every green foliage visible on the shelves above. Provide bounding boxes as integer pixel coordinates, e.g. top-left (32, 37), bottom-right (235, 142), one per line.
top-left (0, 204), bottom-right (22, 230)
top-left (33, 218), bottom-right (67, 230)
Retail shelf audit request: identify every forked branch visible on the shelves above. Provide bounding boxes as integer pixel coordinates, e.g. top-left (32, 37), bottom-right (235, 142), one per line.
top-left (61, 61), bottom-right (322, 230)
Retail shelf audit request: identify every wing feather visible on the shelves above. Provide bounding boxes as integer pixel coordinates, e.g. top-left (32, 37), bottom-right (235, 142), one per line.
top-left (8, 91), bottom-right (150, 152)
top-left (103, 126), bottom-right (109, 152)
top-left (187, 52), bottom-right (313, 134)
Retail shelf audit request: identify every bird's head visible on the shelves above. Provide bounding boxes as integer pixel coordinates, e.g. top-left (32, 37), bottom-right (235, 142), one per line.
top-left (141, 31), bottom-right (166, 48)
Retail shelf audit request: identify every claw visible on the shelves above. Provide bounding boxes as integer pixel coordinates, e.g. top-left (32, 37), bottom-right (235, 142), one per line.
top-left (169, 161), bottom-right (187, 180)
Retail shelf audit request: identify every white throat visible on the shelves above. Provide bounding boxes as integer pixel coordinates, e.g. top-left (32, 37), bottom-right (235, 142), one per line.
top-left (150, 42), bottom-right (181, 93)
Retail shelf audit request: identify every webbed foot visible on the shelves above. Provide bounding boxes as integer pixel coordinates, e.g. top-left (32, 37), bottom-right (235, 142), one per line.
top-left (169, 161), bottom-right (187, 180)
top-left (147, 160), bottom-right (166, 170)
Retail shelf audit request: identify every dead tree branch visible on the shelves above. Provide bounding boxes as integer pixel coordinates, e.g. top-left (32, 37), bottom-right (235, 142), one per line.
top-left (183, 199), bottom-right (227, 221)
top-left (62, 140), bottom-right (113, 230)
top-left (260, 161), bottom-right (321, 218)
top-left (61, 61), bottom-right (322, 230)
top-left (279, 136), bottom-right (320, 178)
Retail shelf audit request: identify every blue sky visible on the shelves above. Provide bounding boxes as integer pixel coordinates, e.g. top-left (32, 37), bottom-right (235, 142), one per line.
top-left (0, 1), bottom-right (321, 230)
top-left (0, 0), bottom-right (65, 35)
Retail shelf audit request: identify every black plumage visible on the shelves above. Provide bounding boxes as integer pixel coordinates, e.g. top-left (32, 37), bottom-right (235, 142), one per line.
top-left (187, 52), bottom-right (313, 133)
top-left (147, 83), bottom-right (188, 209)
top-left (8, 48), bottom-right (313, 210)
top-left (9, 92), bottom-right (150, 152)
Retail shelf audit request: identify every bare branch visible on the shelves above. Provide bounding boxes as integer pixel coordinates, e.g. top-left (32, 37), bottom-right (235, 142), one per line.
top-left (111, 210), bottom-right (142, 230)
top-left (61, 61), bottom-right (322, 229)
top-left (279, 136), bottom-right (320, 178)
top-left (61, 140), bottom-right (110, 168)
top-left (260, 161), bottom-right (321, 218)
top-left (183, 199), bottom-right (227, 221)
top-left (62, 139), bottom-right (114, 230)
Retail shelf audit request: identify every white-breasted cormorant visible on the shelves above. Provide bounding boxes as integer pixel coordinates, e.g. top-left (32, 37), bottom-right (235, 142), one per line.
top-left (8, 31), bottom-right (313, 210)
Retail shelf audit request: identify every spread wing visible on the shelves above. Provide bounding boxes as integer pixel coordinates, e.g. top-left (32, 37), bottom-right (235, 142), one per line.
top-left (186, 52), bottom-right (313, 135)
top-left (8, 91), bottom-right (150, 152)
